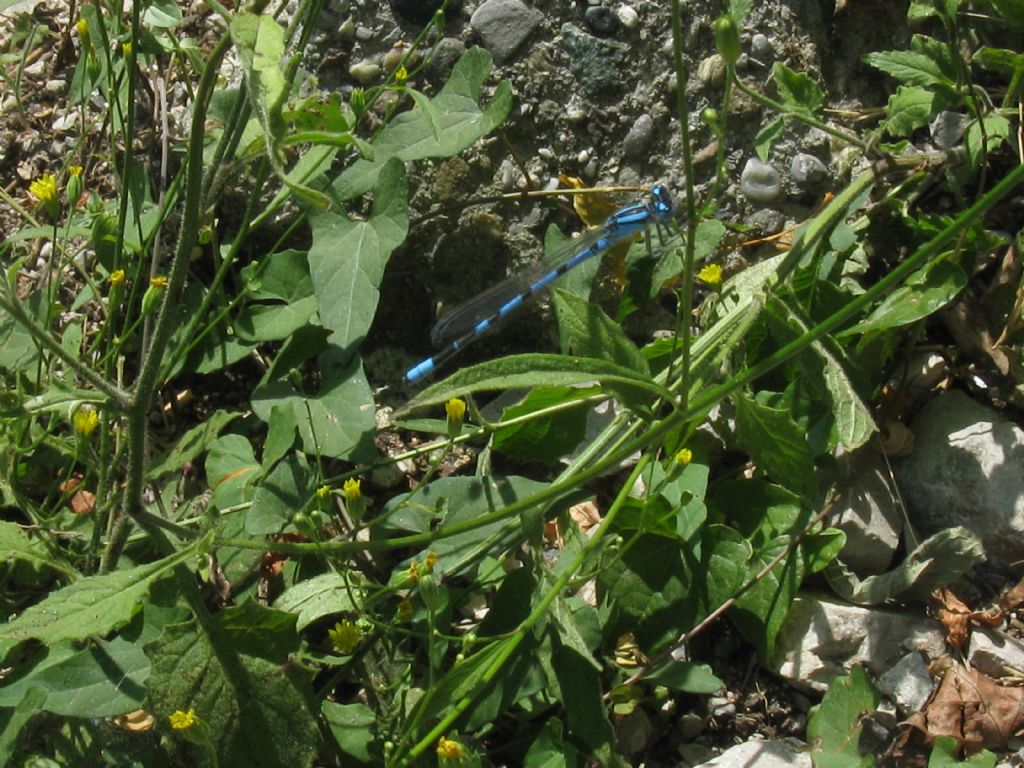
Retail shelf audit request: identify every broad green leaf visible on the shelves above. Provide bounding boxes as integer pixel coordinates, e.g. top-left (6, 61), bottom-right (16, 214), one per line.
top-left (230, 12), bottom-right (287, 144)
top-left (0, 521), bottom-right (77, 579)
top-left (0, 688), bottom-right (46, 765)
top-left (730, 535), bottom-right (804, 662)
top-left (236, 296), bottom-right (319, 342)
top-left (553, 289), bottom-right (650, 375)
top-left (274, 572), bottom-right (364, 630)
top-left (142, 0), bottom-right (182, 27)
top-left (965, 114), bottom-right (1011, 168)
top-left (0, 538), bottom-right (204, 644)
top-left (973, 46), bottom-right (1024, 74)
top-left (807, 666), bottom-right (879, 768)
top-left (147, 410), bottom-right (239, 480)
top-left (252, 347), bottom-right (376, 461)
top-left (400, 354), bottom-right (670, 414)
top-left (492, 386), bottom-right (595, 463)
top-left (332, 47), bottom-right (513, 202)
top-left (551, 631), bottom-right (614, 755)
top-left (755, 116), bottom-right (784, 162)
top-left (241, 249), bottom-right (314, 303)
top-left (145, 608), bottom-right (320, 768)
top-left (819, 344), bottom-right (876, 450)
top-left (864, 49), bottom-right (953, 89)
top-left (929, 736), bottom-right (998, 768)
top-left (0, 636), bottom-right (148, 716)
top-left (246, 454), bottom-right (310, 535)
top-left (735, 390), bottom-right (817, 498)
top-left (842, 258), bottom-right (966, 336)
top-left (525, 718), bottom-right (575, 768)
top-left (772, 63), bottom-right (823, 116)
top-left (884, 86), bottom-right (935, 136)
top-left (703, 524), bottom-right (752, 604)
top-left (308, 157), bottom-right (408, 349)
top-left (206, 434), bottom-right (261, 511)
top-left (323, 701), bottom-right (380, 763)
top-left (642, 660), bottom-right (723, 694)
top-left (825, 526), bottom-right (985, 605)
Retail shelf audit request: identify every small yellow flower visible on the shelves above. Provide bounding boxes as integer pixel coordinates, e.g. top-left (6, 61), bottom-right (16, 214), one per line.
top-left (342, 478), bottom-right (361, 501)
top-left (74, 18), bottom-right (88, 37)
top-left (140, 276), bottom-right (167, 316)
top-left (328, 619), bottom-right (362, 655)
top-left (168, 709), bottom-right (197, 731)
top-left (316, 484), bottom-right (331, 500)
top-left (73, 406), bottom-right (100, 438)
top-left (121, 41), bottom-right (132, 57)
top-left (424, 551), bottom-right (438, 571)
top-left (110, 269), bottom-right (126, 287)
top-left (394, 65), bottom-right (409, 83)
top-left (397, 597), bottom-right (413, 620)
top-left (436, 736), bottom-right (464, 761)
top-left (150, 276), bottom-right (168, 289)
top-left (69, 166), bottom-right (83, 177)
top-left (408, 560), bottom-right (420, 582)
top-left (674, 448), bottom-right (692, 467)
top-left (30, 173), bottom-right (60, 220)
top-left (697, 263), bottom-right (723, 287)
top-left (445, 398), bottom-right (466, 438)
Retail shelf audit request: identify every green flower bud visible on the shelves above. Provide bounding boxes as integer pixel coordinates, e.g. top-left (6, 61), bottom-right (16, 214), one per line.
top-left (714, 14), bottom-right (742, 66)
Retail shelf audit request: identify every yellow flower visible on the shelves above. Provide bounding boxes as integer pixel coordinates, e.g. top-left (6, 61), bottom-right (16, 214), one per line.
top-left (424, 551), bottom-right (437, 571)
top-left (150, 276), bottom-right (168, 289)
top-left (121, 41), bottom-right (132, 57)
top-left (140, 276), bottom-right (167, 316)
top-left (316, 484), bottom-right (330, 500)
top-left (69, 166), bottom-right (83, 177)
top-left (408, 560), bottom-right (420, 582)
top-left (674, 448), bottom-right (692, 466)
top-left (30, 173), bottom-right (60, 220)
top-left (328, 619), bottom-right (362, 654)
top-left (394, 65), bottom-right (409, 83)
top-left (73, 406), bottom-right (100, 438)
top-left (110, 269), bottom-right (126, 287)
top-left (436, 736), bottom-right (464, 761)
top-left (342, 478), bottom-right (361, 501)
top-left (74, 18), bottom-right (88, 37)
top-left (697, 263), bottom-right (723, 287)
top-left (445, 398), bottom-right (466, 438)
top-left (168, 709), bottom-right (197, 731)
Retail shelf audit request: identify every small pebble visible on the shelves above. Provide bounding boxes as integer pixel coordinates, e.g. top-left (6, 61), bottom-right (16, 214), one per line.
top-left (616, 3), bottom-right (639, 29)
top-left (930, 110), bottom-right (968, 150)
top-left (584, 5), bottom-right (620, 35)
top-left (740, 157), bottom-right (783, 203)
top-left (789, 152), bottom-right (828, 188)
top-left (537, 146), bottom-right (555, 161)
top-left (425, 37), bottom-right (466, 80)
top-left (577, 148), bottom-right (590, 165)
top-left (44, 79), bottom-right (66, 94)
top-left (470, 0), bottom-right (544, 64)
top-left (697, 54), bottom-right (726, 87)
top-left (349, 60), bottom-right (381, 84)
top-left (622, 113), bottom-right (654, 160)
top-left (750, 33), bottom-right (772, 59)
top-left (565, 93), bottom-right (588, 122)
top-left (337, 17), bottom-right (356, 38)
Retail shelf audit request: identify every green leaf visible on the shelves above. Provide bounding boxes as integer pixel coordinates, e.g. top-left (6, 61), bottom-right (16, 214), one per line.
top-left (332, 48), bottom-right (513, 202)
top-left (988, 0), bottom-right (1024, 25)
top-left (552, 289), bottom-right (650, 375)
top-left (252, 346), bottom-right (376, 461)
top-left (400, 353), bottom-right (670, 414)
top-left (492, 386), bottom-right (595, 463)
top-left (825, 526), bottom-right (985, 604)
top-left (965, 114), bottom-right (1011, 168)
top-left (0, 538), bottom-right (204, 644)
top-left (308, 157), bottom-right (409, 349)
top-left (273, 572), bottom-right (363, 631)
top-left (142, 0), bottom-right (182, 27)
top-left (929, 736), bottom-right (998, 768)
top-left (0, 636), bottom-right (148, 716)
top-left (807, 666), bottom-right (879, 768)
top-left (755, 116), bottom-right (784, 162)
top-left (323, 701), bottom-right (380, 763)
top-left (734, 390), bottom-right (817, 498)
top-left (246, 454), bottom-right (310, 535)
top-left (147, 410), bottom-right (239, 480)
top-left (703, 524), bottom-right (752, 604)
top-left (864, 49), bottom-right (953, 89)
top-left (884, 86), bottom-right (935, 136)
top-left (525, 718), bottom-right (575, 768)
top-left (730, 535), bottom-right (804, 662)
top-left (772, 63), bottom-right (823, 116)
top-left (842, 258), bottom-right (966, 336)
top-left (551, 630), bottom-right (614, 755)
top-left (819, 345), bottom-right (876, 451)
top-left (642, 660), bottom-right (723, 694)
top-left (145, 608), bottom-right (320, 768)
top-left (0, 521), bottom-right (78, 579)
top-left (206, 434), bottom-right (261, 511)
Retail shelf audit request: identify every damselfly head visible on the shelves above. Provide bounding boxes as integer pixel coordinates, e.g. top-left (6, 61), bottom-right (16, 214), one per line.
top-left (650, 184), bottom-right (676, 219)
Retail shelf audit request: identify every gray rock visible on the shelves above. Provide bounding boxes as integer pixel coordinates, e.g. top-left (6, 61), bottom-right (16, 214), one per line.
top-left (751, 33), bottom-right (772, 60)
top-left (693, 739), bottom-right (812, 768)
top-left (876, 651), bottom-right (933, 714)
top-left (969, 628), bottom-right (1024, 680)
top-left (930, 110), bottom-right (969, 151)
top-left (831, 448), bottom-right (903, 575)
top-left (894, 389), bottom-right (1024, 565)
top-left (740, 157), bottom-right (783, 203)
top-left (425, 38), bottom-right (467, 81)
top-left (349, 60), bottom-right (381, 84)
top-left (775, 594), bottom-right (946, 691)
top-left (622, 114), bottom-right (654, 159)
top-left (561, 23), bottom-right (627, 99)
top-left (470, 0), bottom-right (543, 64)
top-left (789, 152), bottom-right (828, 188)
top-left (584, 5), bottom-right (619, 35)
top-left (616, 3), bottom-right (639, 29)
top-left (697, 53), bottom-right (727, 87)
